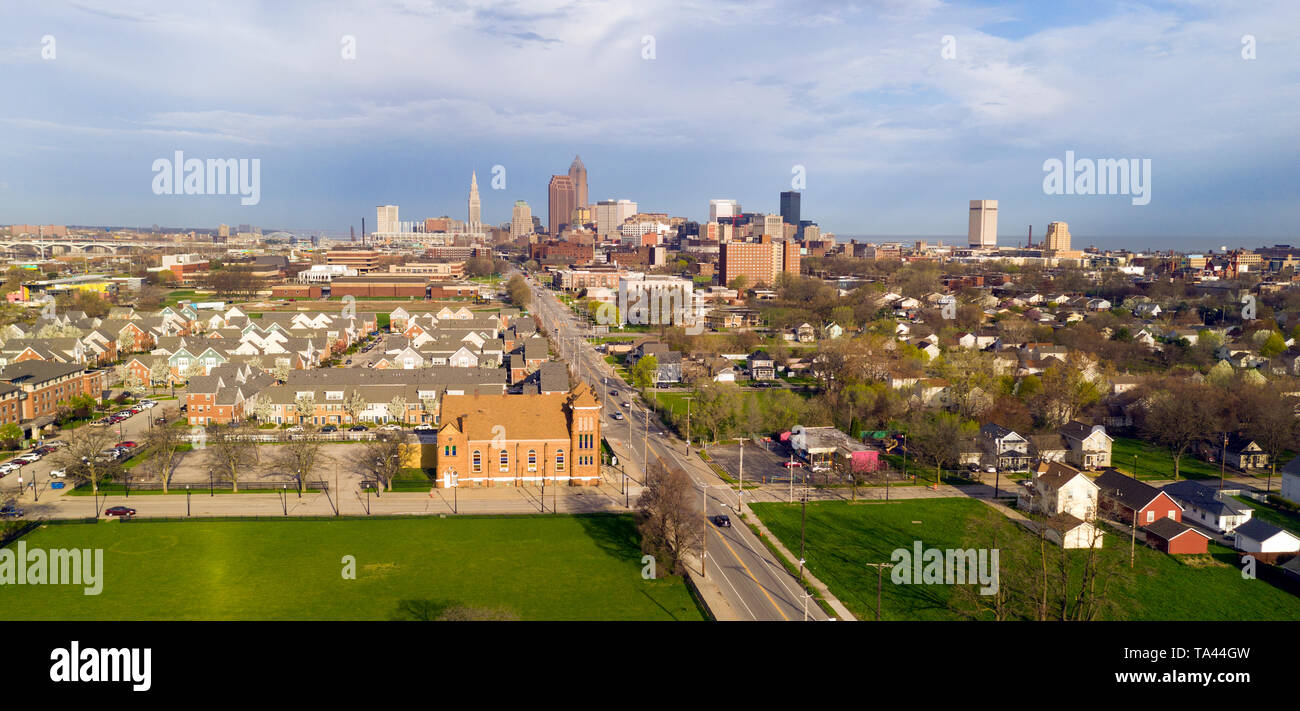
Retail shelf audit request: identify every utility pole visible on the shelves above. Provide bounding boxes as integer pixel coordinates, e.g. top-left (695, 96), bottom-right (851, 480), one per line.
top-left (1219, 433), bottom-right (1227, 491)
top-left (737, 439), bottom-right (744, 513)
top-left (684, 395), bottom-right (692, 454)
top-left (864, 563), bottom-right (894, 621)
top-left (701, 485), bottom-right (708, 578)
top-left (642, 407), bottom-right (648, 481)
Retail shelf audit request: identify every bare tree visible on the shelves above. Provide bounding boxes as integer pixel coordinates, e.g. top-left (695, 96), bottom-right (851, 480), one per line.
top-left (271, 437), bottom-right (331, 495)
top-left (363, 433), bottom-right (406, 491)
top-left (344, 390), bottom-right (368, 426)
top-left (206, 425), bottom-right (259, 493)
top-left (636, 461), bottom-right (704, 575)
top-left (294, 392), bottom-right (316, 428)
top-left (1139, 379), bottom-right (1218, 479)
top-left (53, 426), bottom-right (122, 497)
top-left (139, 424), bottom-right (184, 493)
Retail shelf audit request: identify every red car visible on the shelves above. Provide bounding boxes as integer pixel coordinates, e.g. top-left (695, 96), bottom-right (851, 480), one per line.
top-left (116, 441), bottom-right (138, 449)
top-left (104, 506), bottom-right (137, 517)
top-left (782, 461), bottom-right (805, 468)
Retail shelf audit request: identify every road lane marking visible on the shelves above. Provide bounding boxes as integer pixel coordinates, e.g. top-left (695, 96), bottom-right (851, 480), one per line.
top-left (709, 524), bottom-right (788, 621)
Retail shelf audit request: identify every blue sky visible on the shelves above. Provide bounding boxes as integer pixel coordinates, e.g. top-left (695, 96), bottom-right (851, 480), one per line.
top-left (1, 0), bottom-right (1297, 250)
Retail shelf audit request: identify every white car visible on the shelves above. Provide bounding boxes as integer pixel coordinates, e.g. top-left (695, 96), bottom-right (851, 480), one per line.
top-left (139, 401), bottom-right (157, 409)
top-left (49, 468), bottom-right (67, 478)
top-left (0, 463), bottom-right (20, 474)
top-left (17, 454), bottom-right (41, 463)
top-left (379, 424), bottom-right (402, 431)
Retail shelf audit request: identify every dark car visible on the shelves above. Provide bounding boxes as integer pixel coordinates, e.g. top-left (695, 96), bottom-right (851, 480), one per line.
top-left (0, 504), bottom-right (23, 518)
top-left (348, 425), bottom-right (367, 432)
top-left (712, 515), bottom-right (731, 528)
top-left (104, 506), bottom-right (136, 517)
top-left (320, 425), bottom-right (338, 433)
top-left (154, 416), bottom-right (167, 425)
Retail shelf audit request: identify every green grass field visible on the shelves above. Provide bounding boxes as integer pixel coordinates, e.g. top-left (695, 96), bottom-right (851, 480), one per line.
top-left (0, 515), bottom-right (705, 621)
top-left (750, 498), bottom-right (1300, 621)
top-left (1112, 437), bottom-right (1229, 481)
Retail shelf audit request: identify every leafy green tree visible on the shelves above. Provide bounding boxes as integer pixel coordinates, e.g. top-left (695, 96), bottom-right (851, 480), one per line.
top-left (631, 355), bottom-right (659, 390)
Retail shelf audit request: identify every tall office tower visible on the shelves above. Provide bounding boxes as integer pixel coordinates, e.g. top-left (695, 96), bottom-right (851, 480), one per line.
top-left (968, 199), bottom-right (998, 248)
top-left (376, 205), bottom-right (399, 234)
top-left (802, 224), bottom-right (820, 242)
top-left (510, 201), bottom-right (533, 239)
top-left (548, 175), bottom-right (577, 236)
top-left (468, 172), bottom-right (482, 226)
top-left (760, 213), bottom-right (784, 238)
top-left (709, 199), bottom-right (739, 222)
top-left (780, 191), bottom-right (801, 228)
top-left (568, 155), bottom-right (588, 209)
top-left (1045, 222), bottom-right (1071, 251)
top-left (595, 199), bottom-right (638, 238)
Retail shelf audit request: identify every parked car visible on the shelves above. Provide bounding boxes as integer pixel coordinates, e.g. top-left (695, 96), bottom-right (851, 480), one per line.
top-left (49, 468), bottom-right (67, 478)
top-left (286, 426), bottom-right (304, 433)
top-left (378, 424), bottom-right (402, 431)
top-left (17, 454), bottom-right (40, 463)
top-left (348, 425), bottom-right (368, 432)
top-left (320, 425), bottom-right (338, 433)
top-left (413, 424), bottom-right (434, 432)
top-left (783, 461), bottom-right (805, 468)
top-left (712, 515), bottom-right (731, 528)
top-left (116, 441), bottom-right (138, 449)
top-left (0, 463), bottom-right (18, 475)
top-left (0, 505), bottom-right (24, 518)
top-left (103, 506), bottom-right (136, 518)
top-left (154, 416), bottom-right (167, 425)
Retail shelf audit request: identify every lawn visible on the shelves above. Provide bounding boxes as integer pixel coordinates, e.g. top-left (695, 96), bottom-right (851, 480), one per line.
top-left (1111, 436), bottom-right (1230, 481)
top-left (0, 515), bottom-right (705, 621)
top-left (750, 498), bottom-right (1300, 621)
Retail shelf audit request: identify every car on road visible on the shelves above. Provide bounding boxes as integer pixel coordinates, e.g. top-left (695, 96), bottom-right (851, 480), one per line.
top-left (712, 515), bottom-right (731, 527)
top-left (612, 412), bottom-right (624, 420)
top-left (0, 505), bottom-right (24, 518)
top-left (413, 424), bottom-right (434, 432)
top-left (621, 401), bottom-right (632, 409)
top-left (320, 425), bottom-right (338, 433)
top-left (782, 461), bottom-right (805, 468)
top-left (348, 425), bottom-right (368, 432)
top-left (378, 424), bottom-right (401, 431)
top-left (155, 416), bottom-right (167, 425)
top-left (104, 506), bottom-right (136, 518)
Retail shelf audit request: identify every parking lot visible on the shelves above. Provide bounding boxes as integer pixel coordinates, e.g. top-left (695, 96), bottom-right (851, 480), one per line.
top-left (706, 441), bottom-right (810, 485)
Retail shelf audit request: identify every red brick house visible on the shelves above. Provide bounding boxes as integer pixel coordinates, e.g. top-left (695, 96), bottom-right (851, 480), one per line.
top-left (1143, 518), bottom-right (1210, 555)
top-left (1095, 469), bottom-right (1184, 526)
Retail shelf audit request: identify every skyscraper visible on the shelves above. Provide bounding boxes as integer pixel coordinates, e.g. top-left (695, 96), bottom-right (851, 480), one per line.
top-left (1045, 222), bottom-right (1071, 251)
top-left (548, 175), bottom-right (577, 236)
top-left (376, 205), bottom-right (399, 234)
top-left (467, 172), bottom-right (481, 226)
top-left (968, 200), bottom-right (998, 248)
top-left (511, 200), bottom-right (533, 239)
top-left (568, 155), bottom-right (588, 209)
top-left (709, 199), bottom-right (739, 222)
top-left (780, 191), bottom-right (800, 228)
top-left (595, 199), bottom-right (637, 238)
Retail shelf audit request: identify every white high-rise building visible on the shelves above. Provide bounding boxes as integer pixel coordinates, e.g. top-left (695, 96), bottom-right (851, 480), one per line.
top-left (709, 199), bottom-right (739, 222)
top-left (376, 205), bottom-right (399, 235)
top-left (760, 213), bottom-right (783, 238)
top-left (595, 199), bottom-right (638, 238)
top-left (968, 200), bottom-right (998, 248)
top-left (511, 200), bottom-right (533, 239)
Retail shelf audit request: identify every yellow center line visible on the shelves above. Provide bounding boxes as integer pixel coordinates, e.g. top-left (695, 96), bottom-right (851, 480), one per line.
top-left (709, 525), bottom-right (789, 621)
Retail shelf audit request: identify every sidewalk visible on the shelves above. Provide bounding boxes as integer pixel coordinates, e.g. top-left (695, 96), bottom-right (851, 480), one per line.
top-left (744, 509), bottom-right (857, 621)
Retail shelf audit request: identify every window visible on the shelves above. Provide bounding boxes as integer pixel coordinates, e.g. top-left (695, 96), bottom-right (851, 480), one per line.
top-left (1146, 510), bottom-right (1155, 523)
top-left (555, 450), bottom-right (565, 471)
top-left (472, 451), bottom-right (481, 473)
top-left (499, 450), bottom-right (509, 472)
top-left (527, 450), bottom-right (537, 472)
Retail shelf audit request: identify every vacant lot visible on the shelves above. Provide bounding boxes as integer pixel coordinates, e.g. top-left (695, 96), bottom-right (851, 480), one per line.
top-left (750, 498), bottom-right (1300, 621)
top-left (0, 515), bottom-right (704, 621)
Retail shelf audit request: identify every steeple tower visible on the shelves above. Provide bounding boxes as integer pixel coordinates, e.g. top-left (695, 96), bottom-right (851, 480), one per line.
top-left (468, 171), bottom-right (482, 227)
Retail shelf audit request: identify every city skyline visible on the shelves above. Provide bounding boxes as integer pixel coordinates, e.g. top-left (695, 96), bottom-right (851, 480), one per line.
top-left (1, 0), bottom-right (1298, 248)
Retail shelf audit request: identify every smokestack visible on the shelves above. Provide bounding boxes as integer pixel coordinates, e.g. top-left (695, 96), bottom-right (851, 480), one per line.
top-left (362, 217), bottom-right (366, 246)
top-left (1027, 225), bottom-right (1032, 247)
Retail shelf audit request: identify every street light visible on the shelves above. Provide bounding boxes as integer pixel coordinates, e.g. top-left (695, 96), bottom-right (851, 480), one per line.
top-left (281, 484), bottom-right (288, 516)
top-left (186, 485), bottom-right (190, 516)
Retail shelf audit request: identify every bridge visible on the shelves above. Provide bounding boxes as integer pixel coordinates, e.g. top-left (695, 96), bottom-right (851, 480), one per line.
top-left (0, 239), bottom-right (221, 256)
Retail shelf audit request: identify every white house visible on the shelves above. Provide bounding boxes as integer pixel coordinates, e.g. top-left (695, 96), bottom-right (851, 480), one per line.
top-left (1231, 518), bottom-right (1300, 555)
top-left (1282, 459), bottom-right (1300, 504)
top-left (1022, 461), bottom-right (1099, 521)
top-left (1161, 481), bottom-right (1253, 533)
top-left (1043, 514), bottom-right (1104, 550)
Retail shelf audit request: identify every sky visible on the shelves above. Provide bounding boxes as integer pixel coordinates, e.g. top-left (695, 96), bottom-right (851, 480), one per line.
top-left (1, 0), bottom-right (1298, 251)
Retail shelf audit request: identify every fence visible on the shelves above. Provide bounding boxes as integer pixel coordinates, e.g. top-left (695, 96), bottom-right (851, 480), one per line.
top-left (182, 430), bottom-right (427, 445)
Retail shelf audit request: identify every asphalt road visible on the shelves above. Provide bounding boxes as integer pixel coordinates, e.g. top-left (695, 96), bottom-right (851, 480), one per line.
top-left (524, 271), bottom-right (828, 621)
